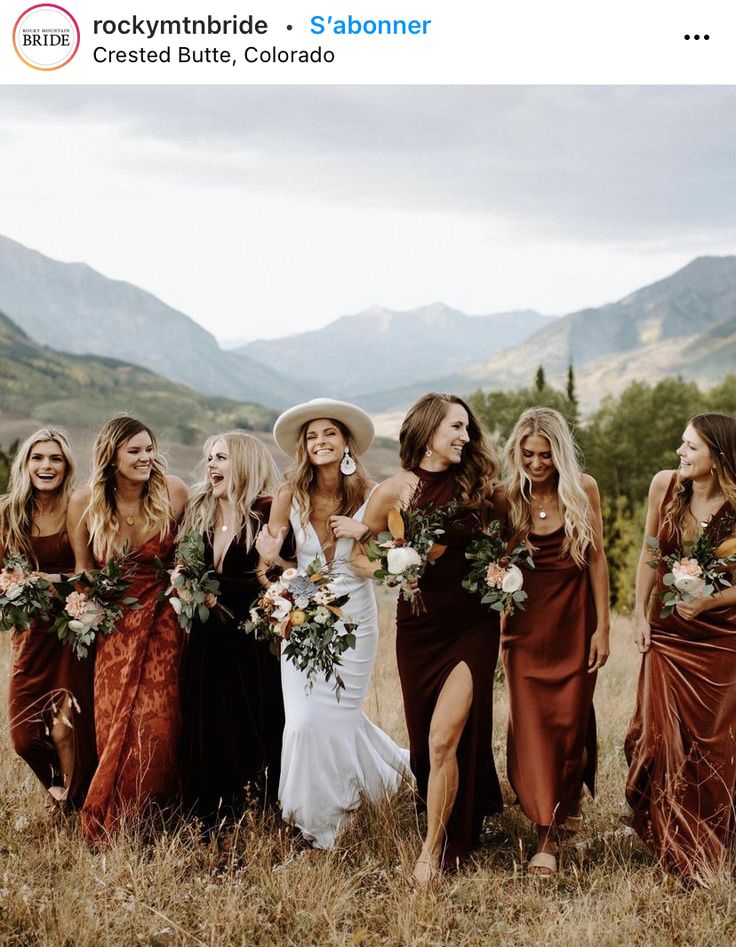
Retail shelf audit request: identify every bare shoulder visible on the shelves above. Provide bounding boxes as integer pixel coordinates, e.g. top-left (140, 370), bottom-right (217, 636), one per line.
top-left (166, 475), bottom-right (189, 503)
top-left (372, 470), bottom-right (415, 506)
top-left (68, 484), bottom-right (91, 512)
top-left (649, 469), bottom-right (675, 500)
top-left (581, 473), bottom-right (600, 499)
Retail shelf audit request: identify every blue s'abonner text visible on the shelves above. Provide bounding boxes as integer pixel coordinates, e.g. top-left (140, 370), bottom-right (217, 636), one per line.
top-left (310, 16), bottom-right (431, 36)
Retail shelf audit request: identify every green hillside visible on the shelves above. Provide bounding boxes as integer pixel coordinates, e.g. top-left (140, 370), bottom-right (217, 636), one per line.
top-left (0, 311), bottom-right (276, 442)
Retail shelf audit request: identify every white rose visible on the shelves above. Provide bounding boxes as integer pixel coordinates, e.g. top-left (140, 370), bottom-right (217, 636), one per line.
top-left (501, 564), bottom-right (524, 594)
top-left (671, 569), bottom-right (707, 598)
top-left (386, 546), bottom-right (423, 575)
top-left (314, 606), bottom-right (331, 625)
top-left (280, 568), bottom-right (298, 584)
top-left (271, 595), bottom-right (293, 621)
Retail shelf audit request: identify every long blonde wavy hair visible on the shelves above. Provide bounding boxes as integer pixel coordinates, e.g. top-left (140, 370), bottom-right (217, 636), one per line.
top-left (400, 393), bottom-right (499, 520)
top-left (85, 416), bottom-right (170, 560)
top-left (287, 419), bottom-right (371, 529)
top-left (0, 429), bottom-right (76, 565)
top-left (181, 431), bottom-right (280, 550)
top-left (504, 407), bottom-right (594, 567)
top-left (661, 412), bottom-right (736, 542)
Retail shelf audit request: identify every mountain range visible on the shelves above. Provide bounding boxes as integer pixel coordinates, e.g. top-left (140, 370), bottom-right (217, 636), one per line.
top-left (0, 308), bottom-right (275, 442)
top-left (2, 232), bottom-right (736, 423)
top-left (235, 304), bottom-right (554, 397)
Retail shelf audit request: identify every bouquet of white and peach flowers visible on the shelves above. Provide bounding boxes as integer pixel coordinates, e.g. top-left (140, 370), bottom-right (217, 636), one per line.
top-left (365, 499), bottom-right (456, 615)
top-left (163, 531), bottom-right (232, 633)
top-left (647, 510), bottom-right (736, 619)
top-left (0, 553), bottom-right (55, 633)
top-left (462, 521), bottom-right (533, 616)
top-left (242, 559), bottom-right (357, 701)
top-left (53, 554), bottom-right (140, 659)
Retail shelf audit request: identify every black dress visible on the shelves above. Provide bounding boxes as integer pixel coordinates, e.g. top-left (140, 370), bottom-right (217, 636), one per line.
top-left (395, 467), bottom-right (502, 869)
top-left (180, 499), bottom-right (284, 824)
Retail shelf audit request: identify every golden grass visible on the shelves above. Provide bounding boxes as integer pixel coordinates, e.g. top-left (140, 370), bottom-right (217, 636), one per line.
top-left (2, 602), bottom-right (735, 946)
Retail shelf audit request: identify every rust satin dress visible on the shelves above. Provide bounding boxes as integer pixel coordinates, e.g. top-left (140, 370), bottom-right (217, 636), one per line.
top-left (625, 476), bottom-right (736, 882)
top-left (82, 529), bottom-right (182, 843)
top-left (8, 531), bottom-right (97, 807)
top-left (396, 467), bottom-right (502, 870)
top-left (502, 526), bottom-right (597, 827)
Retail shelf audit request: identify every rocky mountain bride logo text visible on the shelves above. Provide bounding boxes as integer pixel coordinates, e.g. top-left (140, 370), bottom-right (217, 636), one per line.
top-left (13, 4), bottom-right (79, 70)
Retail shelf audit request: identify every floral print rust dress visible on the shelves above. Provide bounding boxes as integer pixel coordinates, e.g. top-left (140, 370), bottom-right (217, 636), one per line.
top-left (82, 528), bottom-right (182, 843)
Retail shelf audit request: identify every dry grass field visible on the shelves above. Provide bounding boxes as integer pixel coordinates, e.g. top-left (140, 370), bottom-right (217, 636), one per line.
top-left (1, 600), bottom-right (735, 946)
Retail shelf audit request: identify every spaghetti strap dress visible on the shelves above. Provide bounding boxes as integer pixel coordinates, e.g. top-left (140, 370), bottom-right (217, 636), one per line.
top-left (8, 531), bottom-right (97, 807)
top-left (502, 525), bottom-right (597, 827)
top-left (181, 497), bottom-right (284, 824)
top-left (625, 473), bottom-right (736, 882)
top-left (82, 529), bottom-right (182, 843)
top-left (279, 495), bottom-right (410, 848)
top-left (395, 466), bottom-right (502, 870)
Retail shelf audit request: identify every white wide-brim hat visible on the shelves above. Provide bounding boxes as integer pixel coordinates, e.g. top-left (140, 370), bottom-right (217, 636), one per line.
top-left (273, 398), bottom-right (375, 458)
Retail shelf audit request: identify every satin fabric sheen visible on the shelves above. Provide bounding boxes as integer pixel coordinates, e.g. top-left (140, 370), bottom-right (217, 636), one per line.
top-left (502, 526), bottom-right (597, 827)
top-left (8, 531), bottom-right (97, 807)
top-left (625, 474), bottom-right (736, 882)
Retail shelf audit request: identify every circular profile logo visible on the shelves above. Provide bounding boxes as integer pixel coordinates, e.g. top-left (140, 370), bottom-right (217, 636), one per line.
top-left (13, 4), bottom-right (80, 70)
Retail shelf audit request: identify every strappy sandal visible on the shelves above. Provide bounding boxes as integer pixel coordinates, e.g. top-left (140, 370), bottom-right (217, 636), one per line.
top-left (561, 813), bottom-right (583, 834)
top-left (528, 851), bottom-right (557, 876)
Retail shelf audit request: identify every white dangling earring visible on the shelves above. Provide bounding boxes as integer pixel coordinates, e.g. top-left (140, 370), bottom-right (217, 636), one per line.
top-left (340, 446), bottom-right (357, 475)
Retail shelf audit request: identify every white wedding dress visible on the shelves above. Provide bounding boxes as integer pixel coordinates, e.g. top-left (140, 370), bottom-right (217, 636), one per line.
top-left (279, 498), bottom-right (410, 848)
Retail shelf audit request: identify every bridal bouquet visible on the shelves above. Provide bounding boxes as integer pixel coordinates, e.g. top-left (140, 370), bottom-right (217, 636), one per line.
top-left (0, 553), bottom-right (55, 633)
top-left (242, 558), bottom-right (357, 701)
top-left (163, 531), bottom-right (232, 633)
top-left (462, 521), bottom-right (533, 616)
top-left (53, 554), bottom-right (140, 659)
top-left (647, 510), bottom-right (736, 618)
top-left (365, 499), bottom-right (456, 614)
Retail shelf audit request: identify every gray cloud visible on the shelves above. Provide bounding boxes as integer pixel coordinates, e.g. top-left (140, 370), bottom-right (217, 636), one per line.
top-left (1, 85), bottom-right (735, 244)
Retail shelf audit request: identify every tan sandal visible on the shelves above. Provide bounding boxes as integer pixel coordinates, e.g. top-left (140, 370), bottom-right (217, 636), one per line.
top-left (561, 813), bottom-right (583, 834)
top-left (528, 851), bottom-right (557, 876)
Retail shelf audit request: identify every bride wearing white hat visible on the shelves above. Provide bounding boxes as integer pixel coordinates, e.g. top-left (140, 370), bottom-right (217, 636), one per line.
top-left (257, 398), bottom-right (409, 848)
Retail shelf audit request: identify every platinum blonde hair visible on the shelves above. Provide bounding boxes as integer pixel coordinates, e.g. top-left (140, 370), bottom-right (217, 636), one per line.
top-left (0, 429), bottom-right (76, 565)
top-left (180, 431), bottom-right (280, 550)
top-left (504, 407), bottom-right (594, 567)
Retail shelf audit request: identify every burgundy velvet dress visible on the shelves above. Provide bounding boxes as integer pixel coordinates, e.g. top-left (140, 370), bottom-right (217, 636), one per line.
top-left (181, 499), bottom-right (284, 825)
top-left (502, 526), bottom-right (597, 827)
top-left (625, 475), bottom-right (736, 882)
top-left (82, 529), bottom-right (182, 843)
top-left (8, 531), bottom-right (97, 807)
top-left (396, 467), bottom-right (502, 870)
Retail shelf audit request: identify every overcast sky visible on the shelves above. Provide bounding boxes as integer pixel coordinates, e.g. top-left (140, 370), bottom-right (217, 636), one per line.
top-left (1, 85), bottom-right (735, 343)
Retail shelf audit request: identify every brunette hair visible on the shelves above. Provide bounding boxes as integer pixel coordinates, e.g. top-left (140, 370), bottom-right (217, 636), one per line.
top-left (0, 429), bottom-right (76, 565)
top-left (180, 431), bottom-right (279, 550)
top-left (504, 407), bottom-right (594, 567)
top-left (84, 416), bottom-right (170, 560)
top-left (399, 393), bottom-right (498, 515)
top-left (661, 412), bottom-right (736, 541)
top-left (287, 418), bottom-right (371, 529)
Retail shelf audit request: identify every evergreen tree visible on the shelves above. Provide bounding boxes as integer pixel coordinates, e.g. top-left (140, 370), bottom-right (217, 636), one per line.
top-left (534, 365), bottom-right (546, 393)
